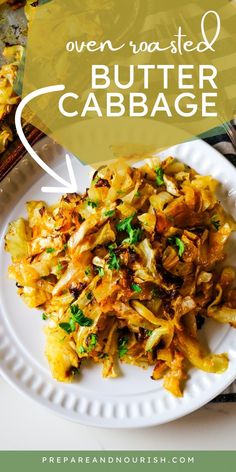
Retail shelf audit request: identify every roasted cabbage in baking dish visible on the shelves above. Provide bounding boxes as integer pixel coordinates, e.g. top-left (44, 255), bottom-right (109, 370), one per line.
top-left (0, 45), bottom-right (24, 153)
top-left (0, 1), bottom-right (38, 155)
top-left (5, 157), bottom-right (236, 396)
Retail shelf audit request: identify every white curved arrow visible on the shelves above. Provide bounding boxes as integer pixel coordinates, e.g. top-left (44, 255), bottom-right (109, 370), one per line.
top-left (15, 84), bottom-right (78, 194)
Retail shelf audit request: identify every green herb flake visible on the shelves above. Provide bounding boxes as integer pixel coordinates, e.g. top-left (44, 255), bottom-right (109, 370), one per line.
top-left (131, 283), bottom-right (142, 293)
top-left (86, 292), bottom-right (93, 301)
top-left (96, 266), bottom-right (105, 277)
top-left (104, 209), bottom-right (115, 217)
top-left (116, 214), bottom-right (134, 232)
top-left (42, 313), bottom-right (48, 321)
top-left (123, 227), bottom-right (142, 245)
top-left (70, 304), bottom-right (93, 327)
top-left (135, 191), bottom-right (141, 197)
top-left (168, 236), bottom-right (185, 257)
top-left (155, 167), bottom-right (164, 186)
top-left (78, 345), bottom-right (87, 354)
top-left (87, 200), bottom-right (98, 208)
top-left (108, 243), bottom-right (117, 251)
top-left (63, 243), bottom-right (68, 251)
top-left (69, 317), bottom-right (76, 332)
top-left (88, 333), bottom-right (98, 352)
top-left (108, 253), bottom-right (120, 271)
top-left (59, 322), bottom-right (72, 334)
top-left (107, 244), bottom-right (120, 270)
top-left (57, 263), bottom-right (63, 272)
top-left (70, 304), bottom-right (79, 316)
top-left (117, 213), bottom-right (142, 245)
top-left (175, 238), bottom-right (185, 257)
top-left (146, 330), bottom-right (153, 337)
top-left (92, 175), bottom-right (100, 185)
top-left (211, 215), bottom-right (221, 231)
top-left (46, 247), bottom-right (55, 253)
top-left (85, 267), bottom-right (91, 276)
top-left (118, 336), bottom-right (129, 358)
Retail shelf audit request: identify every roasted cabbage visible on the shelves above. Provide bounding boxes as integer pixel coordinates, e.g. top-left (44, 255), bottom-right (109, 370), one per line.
top-left (5, 157), bottom-right (236, 396)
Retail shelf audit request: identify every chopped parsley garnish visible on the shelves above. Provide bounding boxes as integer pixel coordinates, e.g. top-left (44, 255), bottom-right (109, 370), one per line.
top-left (146, 330), bottom-right (153, 337)
top-left (87, 200), bottom-right (98, 208)
top-left (155, 167), bottom-right (164, 186)
top-left (46, 247), bottom-right (55, 253)
top-left (135, 191), bottom-right (141, 197)
top-left (107, 244), bottom-right (120, 270)
top-left (211, 215), bottom-right (221, 231)
top-left (69, 317), bottom-right (76, 332)
top-left (108, 243), bottom-right (117, 251)
top-left (57, 263), bottom-right (63, 272)
top-left (108, 251), bottom-right (120, 270)
top-left (118, 336), bottom-right (129, 358)
top-left (85, 267), bottom-right (91, 276)
top-left (104, 209), bottom-right (115, 217)
top-left (59, 322), bottom-right (72, 334)
top-left (116, 213), bottom-right (142, 245)
top-left (131, 283), bottom-right (142, 293)
top-left (86, 292), bottom-right (93, 301)
top-left (96, 266), bottom-right (105, 277)
top-left (92, 175), bottom-right (100, 184)
top-left (63, 243), bottom-right (68, 250)
top-left (116, 214), bottom-right (134, 232)
top-left (127, 227), bottom-right (142, 245)
top-left (175, 238), bottom-right (185, 257)
top-left (122, 226), bottom-right (142, 245)
top-left (59, 306), bottom-right (93, 334)
top-left (78, 345), bottom-right (87, 354)
top-left (42, 313), bottom-right (48, 321)
top-left (168, 236), bottom-right (185, 257)
top-left (87, 333), bottom-right (98, 351)
top-left (70, 304), bottom-right (93, 327)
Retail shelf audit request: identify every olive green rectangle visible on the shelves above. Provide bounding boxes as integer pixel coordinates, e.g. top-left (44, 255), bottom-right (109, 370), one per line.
top-left (0, 451), bottom-right (236, 472)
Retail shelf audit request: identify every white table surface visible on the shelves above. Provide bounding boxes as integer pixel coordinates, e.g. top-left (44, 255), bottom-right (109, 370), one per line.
top-left (1, 376), bottom-right (236, 451)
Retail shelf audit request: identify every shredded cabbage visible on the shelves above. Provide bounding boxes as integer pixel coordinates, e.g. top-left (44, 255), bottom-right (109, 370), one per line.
top-left (5, 156), bottom-right (236, 395)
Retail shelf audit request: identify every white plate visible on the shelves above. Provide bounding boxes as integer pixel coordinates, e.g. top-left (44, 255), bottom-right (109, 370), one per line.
top-left (1, 137), bottom-right (236, 428)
